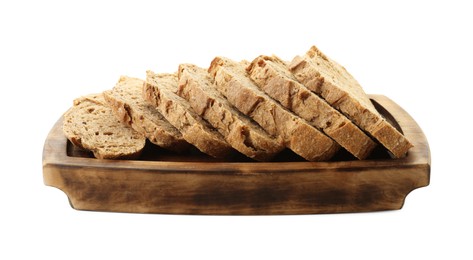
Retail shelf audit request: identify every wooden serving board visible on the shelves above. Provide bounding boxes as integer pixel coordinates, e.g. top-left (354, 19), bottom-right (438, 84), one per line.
top-left (42, 95), bottom-right (430, 214)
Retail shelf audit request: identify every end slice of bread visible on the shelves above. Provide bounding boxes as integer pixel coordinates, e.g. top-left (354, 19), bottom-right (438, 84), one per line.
top-left (103, 76), bottom-right (190, 152)
top-left (247, 55), bottom-right (377, 160)
top-left (63, 93), bottom-right (146, 159)
top-left (177, 63), bottom-right (285, 161)
top-left (288, 46), bottom-right (413, 157)
top-left (143, 71), bottom-right (235, 159)
top-left (208, 57), bottom-right (340, 161)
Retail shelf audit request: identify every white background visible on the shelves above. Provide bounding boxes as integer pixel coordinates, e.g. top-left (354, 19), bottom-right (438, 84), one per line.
top-left (1, 0), bottom-right (471, 259)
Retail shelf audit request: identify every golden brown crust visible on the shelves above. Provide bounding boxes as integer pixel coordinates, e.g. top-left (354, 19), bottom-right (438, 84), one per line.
top-left (63, 94), bottom-right (146, 159)
top-left (103, 76), bottom-right (190, 153)
top-left (208, 57), bottom-right (340, 161)
top-left (177, 64), bottom-right (285, 161)
top-left (289, 46), bottom-right (412, 157)
top-left (143, 71), bottom-right (235, 159)
top-left (247, 55), bottom-right (377, 160)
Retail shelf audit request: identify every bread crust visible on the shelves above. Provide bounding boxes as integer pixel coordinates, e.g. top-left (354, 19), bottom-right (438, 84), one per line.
top-left (208, 57), bottom-right (340, 161)
top-left (177, 64), bottom-right (285, 161)
top-left (103, 76), bottom-right (190, 152)
top-left (247, 55), bottom-right (377, 160)
top-left (63, 94), bottom-right (146, 159)
top-left (289, 46), bottom-right (412, 157)
top-left (143, 71), bottom-right (234, 159)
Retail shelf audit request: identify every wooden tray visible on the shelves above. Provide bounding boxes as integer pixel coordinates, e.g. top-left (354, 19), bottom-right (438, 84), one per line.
top-left (42, 95), bottom-right (430, 214)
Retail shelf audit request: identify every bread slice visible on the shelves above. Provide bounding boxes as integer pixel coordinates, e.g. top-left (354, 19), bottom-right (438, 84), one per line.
top-left (247, 55), bottom-right (377, 160)
top-left (177, 64), bottom-right (285, 161)
top-left (288, 46), bottom-right (413, 157)
top-left (143, 71), bottom-right (235, 159)
top-left (63, 94), bottom-right (146, 159)
top-left (103, 76), bottom-right (190, 152)
top-left (208, 57), bottom-right (340, 161)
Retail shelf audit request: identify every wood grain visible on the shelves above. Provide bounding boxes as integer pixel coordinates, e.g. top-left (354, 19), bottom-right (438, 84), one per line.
top-left (42, 95), bottom-right (430, 214)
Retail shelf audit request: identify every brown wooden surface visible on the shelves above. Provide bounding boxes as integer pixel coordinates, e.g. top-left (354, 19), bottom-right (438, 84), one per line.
top-left (42, 95), bottom-right (430, 214)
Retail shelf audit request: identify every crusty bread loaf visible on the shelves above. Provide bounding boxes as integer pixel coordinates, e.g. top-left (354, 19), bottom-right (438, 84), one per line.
top-left (247, 55), bottom-right (377, 159)
top-left (63, 94), bottom-right (146, 159)
top-left (288, 46), bottom-right (413, 157)
top-left (143, 71), bottom-right (235, 159)
top-left (177, 64), bottom-right (285, 161)
top-left (103, 76), bottom-right (190, 152)
top-left (208, 57), bottom-right (340, 161)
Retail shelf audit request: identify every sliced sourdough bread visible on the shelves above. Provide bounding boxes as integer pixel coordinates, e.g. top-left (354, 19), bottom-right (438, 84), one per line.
top-left (288, 46), bottom-right (413, 157)
top-left (63, 93), bottom-right (146, 159)
top-left (177, 64), bottom-right (285, 161)
top-left (208, 57), bottom-right (340, 161)
top-left (247, 55), bottom-right (377, 160)
top-left (103, 76), bottom-right (190, 152)
top-left (143, 71), bottom-right (234, 159)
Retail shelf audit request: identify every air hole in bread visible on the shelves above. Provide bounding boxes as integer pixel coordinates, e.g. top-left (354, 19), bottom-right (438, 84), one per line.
top-left (241, 126), bottom-right (257, 151)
